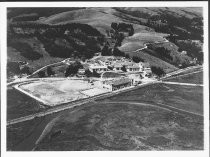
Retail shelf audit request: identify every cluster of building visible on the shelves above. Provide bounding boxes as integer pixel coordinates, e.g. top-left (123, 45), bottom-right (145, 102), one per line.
top-left (86, 56), bottom-right (151, 74)
top-left (82, 56), bottom-right (153, 91)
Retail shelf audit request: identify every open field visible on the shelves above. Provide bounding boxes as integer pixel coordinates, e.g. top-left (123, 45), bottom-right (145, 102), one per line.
top-left (33, 102), bottom-right (203, 150)
top-left (103, 83), bottom-right (203, 115)
top-left (16, 79), bottom-right (109, 106)
top-left (17, 79), bottom-right (91, 106)
top-left (7, 89), bottom-right (45, 120)
top-left (40, 8), bottom-right (149, 35)
top-left (119, 32), bottom-right (167, 52)
top-left (165, 71), bottom-right (203, 84)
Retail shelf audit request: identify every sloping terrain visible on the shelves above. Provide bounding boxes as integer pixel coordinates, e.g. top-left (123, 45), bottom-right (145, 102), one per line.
top-left (7, 7), bottom-right (203, 76)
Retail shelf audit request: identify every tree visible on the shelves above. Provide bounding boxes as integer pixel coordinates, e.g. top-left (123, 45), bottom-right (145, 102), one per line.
top-left (113, 48), bottom-right (125, 57)
top-left (125, 53), bottom-right (130, 59)
top-left (47, 66), bottom-right (55, 76)
top-left (151, 66), bottom-right (165, 77)
top-left (84, 69), bottom-right (92, 77)
top-left (101, 44), bottom-right (112, 56)
top-left (129, 25), bottom-right (134, 36)
top-left (132, 56), bottom-right (141, 63)
top-left (37, 71), bottom-right (45, 78)
top-left (121, 65), bottom-right (127, 72)
top-left (92, 70), bottom-right (100, 78)
top-left (111, 22), bottom-right (118, 31)
top-left (20, 66), bottom-right (31, 75)
top-left (65, 61), bottom-right (82, 77)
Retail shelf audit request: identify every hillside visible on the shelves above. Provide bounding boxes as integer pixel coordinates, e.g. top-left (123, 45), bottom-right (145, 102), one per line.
top-left (7, 7), bottom-right (203, 77)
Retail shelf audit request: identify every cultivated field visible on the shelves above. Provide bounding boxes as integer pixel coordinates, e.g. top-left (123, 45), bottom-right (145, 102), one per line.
top-left (33, 102), bottom-right (203, 150)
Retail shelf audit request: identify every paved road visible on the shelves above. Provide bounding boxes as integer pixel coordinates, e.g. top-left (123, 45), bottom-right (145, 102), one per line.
top-left (162, 81), bottom-right (203, 87)
top-left (7, 65), bottom-right (203, 125)
top-left (162, 70), bottom-right (203, 81)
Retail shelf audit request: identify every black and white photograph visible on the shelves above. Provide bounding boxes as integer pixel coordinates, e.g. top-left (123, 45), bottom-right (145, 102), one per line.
top-left (0, 1), bottom-right (209, 156)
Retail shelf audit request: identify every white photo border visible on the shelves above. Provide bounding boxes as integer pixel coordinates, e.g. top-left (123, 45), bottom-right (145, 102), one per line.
top-left (0, 1), bottom-right (209, 157)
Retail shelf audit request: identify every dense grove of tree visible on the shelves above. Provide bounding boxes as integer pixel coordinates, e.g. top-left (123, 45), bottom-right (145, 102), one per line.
top-left (84, 69), bottom-right (92, 77)
top-left (176, 41), bottom-right (203, 64)
top-left (8, 22), bottom-right (105, 61)
top-left (21, 66), bottom-right (32, 75)
top-left (101, 44), bottom-right (112, 56)
top-left (8, 42), bottom-right (43, 61)
top-left (111, 22), bottom-right (134, 36)
top-left (151, 66), bottom-right (165, 77)
top-left (113, 48), bottom-right (125, 57)
top-left (155, 47), bottom-right (173, 61)
top-left (64, 61), bottom-right (83, 77)
top-left (132, 56), bottom-right (144, 63)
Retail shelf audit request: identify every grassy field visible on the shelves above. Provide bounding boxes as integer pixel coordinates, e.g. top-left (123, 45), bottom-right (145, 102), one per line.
top-left (127, 50), bottom-right (178, 73)
top-left (34, 102), bottom-right (203, 150)
top-left (41, 8), bottom-right (149, 35)
top-left (7, 82), bottom-right (203, 151)
top-left (119, 32), bottom-right (167, 52)
top-left (7, 89), bottom-right (45, 120)
top-left (166, 71), bottom-right (203, 84)
top-left (103, 83), bottom-right (203, 115)
top-left (7, 117), bottom-right (44, 150)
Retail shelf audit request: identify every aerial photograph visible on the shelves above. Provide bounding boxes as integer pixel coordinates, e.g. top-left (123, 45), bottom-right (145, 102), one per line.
top-left (6, 7), bottom-right (204, 151)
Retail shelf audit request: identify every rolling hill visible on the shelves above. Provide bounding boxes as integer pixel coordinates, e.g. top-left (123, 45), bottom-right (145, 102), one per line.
top-left (7, 7), bottom-right (203, 76)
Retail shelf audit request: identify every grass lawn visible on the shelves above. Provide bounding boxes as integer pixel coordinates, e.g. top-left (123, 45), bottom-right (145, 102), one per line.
top-left (103, 83), bottom-right (203, 115)
top-left (33, 102), bottom-right (203, 150)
